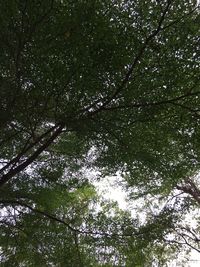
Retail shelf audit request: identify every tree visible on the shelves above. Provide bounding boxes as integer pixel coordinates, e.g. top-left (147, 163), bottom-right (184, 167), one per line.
top-left (0, 0), bottom-right (199, 265)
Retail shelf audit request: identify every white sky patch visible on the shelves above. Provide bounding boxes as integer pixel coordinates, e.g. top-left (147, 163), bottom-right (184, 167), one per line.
top-left (94, 175), bottom-right (128, 210)
top-left (94, 175), bottom-right (200, 267)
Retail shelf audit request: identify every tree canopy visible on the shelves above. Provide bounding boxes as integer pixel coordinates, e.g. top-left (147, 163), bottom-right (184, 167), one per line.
top-left (0, 0), bottom-right (200, 266)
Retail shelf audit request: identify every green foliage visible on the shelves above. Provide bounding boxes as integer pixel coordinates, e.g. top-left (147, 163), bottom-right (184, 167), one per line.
top-left (0, 0), bottom-right (200, 266)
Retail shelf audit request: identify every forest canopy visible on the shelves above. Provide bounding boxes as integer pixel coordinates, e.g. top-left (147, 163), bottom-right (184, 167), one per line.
top-left (0, 0), bottom-right (200, 266)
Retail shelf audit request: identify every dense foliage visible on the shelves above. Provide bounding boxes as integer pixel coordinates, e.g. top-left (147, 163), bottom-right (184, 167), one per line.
top-left (0, 0), bottom-right (199, 266)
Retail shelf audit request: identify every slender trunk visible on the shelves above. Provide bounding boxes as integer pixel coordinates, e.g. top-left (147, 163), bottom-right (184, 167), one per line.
top-left (176, 179), bottom-right (200, 205)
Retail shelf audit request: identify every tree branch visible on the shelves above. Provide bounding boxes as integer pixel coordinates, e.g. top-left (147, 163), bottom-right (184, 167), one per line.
top-left (82, 0), bottom-right (173, 115)
top-left (0, 124), bottom-right (59, 175)
top-left (0, 124), bottom-right (64, 187)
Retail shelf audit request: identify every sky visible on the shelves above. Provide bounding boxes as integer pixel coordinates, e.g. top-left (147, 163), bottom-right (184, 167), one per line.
top-left (94, 175), bottom-right (200, 267)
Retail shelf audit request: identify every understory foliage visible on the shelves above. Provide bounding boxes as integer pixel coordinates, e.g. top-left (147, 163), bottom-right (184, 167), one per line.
top-left (0, 0), bottom-right (200, 266)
